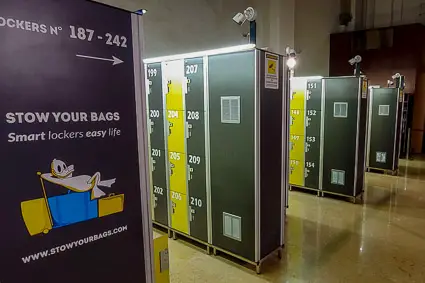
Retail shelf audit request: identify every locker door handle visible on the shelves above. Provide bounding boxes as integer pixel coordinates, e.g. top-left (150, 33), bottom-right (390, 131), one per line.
top-left (172, 202), bottom-right (176, 214)
top-left (183, 77), bottom-right (188, 94)
top-left (189, 207), bottom-right (195, 222)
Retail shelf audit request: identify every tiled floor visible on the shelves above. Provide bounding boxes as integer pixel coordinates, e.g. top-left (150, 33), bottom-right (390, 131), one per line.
top-left (159, 158), bottom-right (425, 282)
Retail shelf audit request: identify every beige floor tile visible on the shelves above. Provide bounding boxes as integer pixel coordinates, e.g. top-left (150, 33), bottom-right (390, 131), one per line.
top-left (159, 158), bottom-right (425, 283)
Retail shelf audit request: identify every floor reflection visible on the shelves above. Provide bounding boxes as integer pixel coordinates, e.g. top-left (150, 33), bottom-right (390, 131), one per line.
top-left (163, 158), bottom-right (425, 282)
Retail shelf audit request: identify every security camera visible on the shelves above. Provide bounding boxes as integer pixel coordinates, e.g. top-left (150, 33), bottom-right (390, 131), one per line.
top-left (348, 55), bottom-right (362, 65)
top-left (233, 7), bottom-right (257, 25)
top-left (233, 12), bottom-right (246, 25)
top-left (392, 73), bottom-right (401, 79)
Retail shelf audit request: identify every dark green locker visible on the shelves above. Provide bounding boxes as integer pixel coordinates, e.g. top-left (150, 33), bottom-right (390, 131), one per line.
top-left (185, 57), bottom-right (208, 242)
top-left (209, 49), bottom-right (286, 264)
top-left (147, 63), bottom-right (164, 110)
top-left (209, 51), bottom-right (256, 261)
top-left (305, 79), bottom-right (322, 189)
top-left (147, 63), bottom-right (169, 225)
top-left (187, 154), bottom-right (208, 242)
top-left (150, 148), bottom-right (169, 226)
top-left (185, 57), bottom-right (205, 111)
top-left (186, 111), bottom-right (206, 156)
top-left (367, 87), bottom-right (402, 171)
top-left (145, 46), bottom-right (287, 271)
top-left (322, 77), bottom-right (367, 197)
top-left (148, 109), bottom-right (165, 150)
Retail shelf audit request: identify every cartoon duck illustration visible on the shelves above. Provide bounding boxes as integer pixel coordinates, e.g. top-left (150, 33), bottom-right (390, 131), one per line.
top-left (46, 159), bottom-right (116, 199)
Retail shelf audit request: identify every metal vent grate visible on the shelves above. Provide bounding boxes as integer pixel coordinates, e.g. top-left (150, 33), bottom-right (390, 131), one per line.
top-left (221, 96), bottom-right (240, 124)
top-left (376, 152), bottom-right (387, 163)
top-left (223, 212), bottom-right (242, 241)
top-left (333, 102), bottom-right (348, 118)
top-left (378, 105), bottom-right (390, 116)
top-left (331, 169), bottom-right (345, 185)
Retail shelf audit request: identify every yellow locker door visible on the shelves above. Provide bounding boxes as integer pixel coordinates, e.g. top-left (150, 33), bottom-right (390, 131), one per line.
top-left (290, 109), bottom-right (305, 136)
top-left (164, 60), bottom-right (185, 111)
top-left (290, 90), bottom-right (305, 110)
top-left (167, 110), bottom-right (185, 153)
top-left (170, 191), bottom-right (189, 234)
top-left (289, 159), bottom-right (304, 187)
top-left (289, 135), bottom-right (305, 161)
top-left (169, 151), bottom-right (187, 194)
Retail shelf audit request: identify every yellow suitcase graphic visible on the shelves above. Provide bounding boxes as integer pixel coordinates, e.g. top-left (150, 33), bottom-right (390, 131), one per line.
top-left (99, 194), bottom-right (125, 217)
top-left (21, 198), bottom-right (53, 236)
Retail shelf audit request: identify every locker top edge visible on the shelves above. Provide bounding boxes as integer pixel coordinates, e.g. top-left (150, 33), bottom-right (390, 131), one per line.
top-left (143, 44), bottom-right (284, 64)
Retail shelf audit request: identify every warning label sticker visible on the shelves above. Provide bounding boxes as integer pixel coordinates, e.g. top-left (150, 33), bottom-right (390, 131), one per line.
top-left (265, 53), bottom-right (279, 89)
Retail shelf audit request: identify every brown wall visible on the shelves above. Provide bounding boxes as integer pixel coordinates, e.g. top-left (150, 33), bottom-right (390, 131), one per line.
top-left (330, 24), bottom-right (425, 153)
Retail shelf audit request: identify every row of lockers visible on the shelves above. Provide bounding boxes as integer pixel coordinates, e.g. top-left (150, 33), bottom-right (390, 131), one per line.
top-left (147, 57), bottom-right (209, 243)
top-left (289, 76), bottom-right (367, 197)
top-left (144, 48), bottom-right (286, 263)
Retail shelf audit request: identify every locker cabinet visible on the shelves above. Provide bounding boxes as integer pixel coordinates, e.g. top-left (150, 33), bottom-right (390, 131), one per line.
top-left (164, 61), bottom-right (185, 111)
top-left (186, 111), bottom-right (206, 156)
top-left (167, 110), bottom-right (186, 153)
top-left (170, 191), bottom-right (189, 234)
top-left (290, 110), bottom-right (305, 136)
top-left (146, 63), bottom-right (164, 110)
top-left (289, 77), bottom-right (323, 191)
top-left (289, 159), bottom-right (304, 186)
top-left (168, 151), bottom-right (187, 194)
top-left (289, 76), bottom-right (367, 197)
top-left (185, 57), bottom-right (205, 111)
top-left (367, 87), bottom-right (403, 172)
top-left (187, 154), bottom-right (208, 242)
top-left (148, 109), bottom-right (165, 150)
top-left (150, 148), bottom-right (168, 225)
top-left (144, 46), bottom-right (287, 268)
top-left (322, 77), bottom-right (367, 197)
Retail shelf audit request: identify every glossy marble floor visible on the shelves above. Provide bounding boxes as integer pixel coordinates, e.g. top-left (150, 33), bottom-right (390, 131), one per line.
top-left (160, 158), bottom-right (425, 283)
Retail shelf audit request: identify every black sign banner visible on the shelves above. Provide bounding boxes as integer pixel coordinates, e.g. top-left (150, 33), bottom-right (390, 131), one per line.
top-left (0, 0), bottom-right (151, 282)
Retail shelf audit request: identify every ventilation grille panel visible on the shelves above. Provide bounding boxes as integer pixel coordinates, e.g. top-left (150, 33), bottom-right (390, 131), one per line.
top-left (223, 212), bottom-right (242, 241)
top-left (221, 96), bottom-right (241, 124)
top-left (378, 105), bottom-right (390, 116)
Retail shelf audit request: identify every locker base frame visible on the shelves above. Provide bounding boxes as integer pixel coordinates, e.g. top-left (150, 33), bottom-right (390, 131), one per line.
top-left (289, 185), bottom-right (322, 197)
top-left (321, 190), bottom-right (364, 204)
top-left (212, 245), bottom-right (283, 274)
top-left (153, 222), bottom-right (283, 274)
top-left (366, 167), bottom-right (399, 176)
top-left (153, 222), bottom-right (212, 255)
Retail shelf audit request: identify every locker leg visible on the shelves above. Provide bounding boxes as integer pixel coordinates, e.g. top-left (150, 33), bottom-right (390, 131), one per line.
top-left (316, 190), bottom-right (321, 197)
top-left (351, 197), bottom-right (357, 204)
top-left (289, 186), bottom-right (292, 191)
top-left (256, 262), bottom-right (262, 274)
top-left (207, 246), bottom-right (212, 255)
top-left (172, 231), bottom-right (177, 240)
top-left (168, 229), bottom-right (172, 238)
top-left (213, 248), bottom-right (217, 256)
